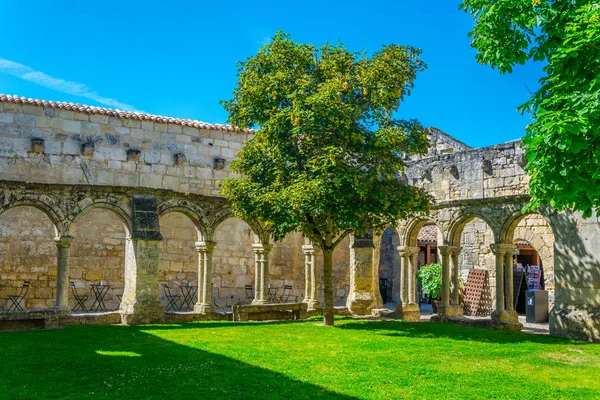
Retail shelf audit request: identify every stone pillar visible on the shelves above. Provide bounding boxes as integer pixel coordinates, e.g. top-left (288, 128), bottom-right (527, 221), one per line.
top-left (252, 243), bottom-right (272, 304)
top-left (504, 245), bottom-right (517, 320)
top-left (451, 248), bottom-right (460, 305)
top-left (54, 235), bottom-right (74, 312)
top-left (121, 195), bottom-right (165, 325)
top-left (194, 241), bottom-right (216, 313)
top-left (437, 246), bottom-right (452, 317)
top-left (490, 243), bottom-right (519, 324)
top-left (302, 240), bottom-right (321, 310)
top-left (395, 246), bottom-right (421, 321)
top-left (347, 232), bottom-right (381, 315)
top-left (397, 246), bottom-right (409, 308)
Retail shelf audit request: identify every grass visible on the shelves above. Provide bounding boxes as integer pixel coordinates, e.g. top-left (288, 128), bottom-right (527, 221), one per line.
top-left (1, 317), bottom-right (599, 399)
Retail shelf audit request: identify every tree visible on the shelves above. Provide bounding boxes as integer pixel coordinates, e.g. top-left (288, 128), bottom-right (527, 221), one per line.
top-left (460, 1), bottom-right (600, 217)
top-left (221, 32), bottom-right (432, 325)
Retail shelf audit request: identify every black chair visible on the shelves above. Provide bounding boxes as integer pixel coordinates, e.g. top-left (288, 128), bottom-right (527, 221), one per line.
top-left (8, 281), bottom-right (30, 311)
top-left (245, 285), bottom-right (254, 302)
top-left (278, 285), bottom-right (293, 303)
top-left (70, 282), bottom-right (89, 312)
top-left (162, 283), bottom-right (180, 311)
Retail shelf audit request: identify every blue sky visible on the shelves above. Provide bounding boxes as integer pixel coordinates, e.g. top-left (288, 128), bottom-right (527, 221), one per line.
top-left (0, 1), bottom-right (543, 148)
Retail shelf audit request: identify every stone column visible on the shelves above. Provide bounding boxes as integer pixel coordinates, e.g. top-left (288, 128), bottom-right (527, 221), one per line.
top-left (396, 246), bottom-right (421, 321)
top-left (504, 244), bottom-right (517, 319)
top-left (451, 247), bottom-right (461, 305)
top-left (194, 241), bottom-right (216, 313)
top-left (490, 243), bottom-right (520, 324)
top-left (302, 240), bottom-right (321, 310)
top-left (54, 235), bottom-right (74, 312)
top-left (438, 246), bottom-right (452, 316)
top-left (252, 243), bottom-right (272, 304)
top-left (397, 246), bottom-right (409, 308)
top-left (490, 243), bottom-right (506, 320)
top-left (121, 195), bottom-right (165, 325)
top-left (347, 232), bottom-right (381, 315)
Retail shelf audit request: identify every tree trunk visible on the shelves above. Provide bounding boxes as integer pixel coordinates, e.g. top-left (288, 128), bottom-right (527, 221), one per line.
top-left (323, 249), bottom-right (334, 326)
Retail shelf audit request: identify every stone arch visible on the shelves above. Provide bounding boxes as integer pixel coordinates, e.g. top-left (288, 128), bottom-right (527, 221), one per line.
top-left (157, 204), bottom-right (206, 241)
top-left (0, 200), bottom-right (61, 237)
top-left (0, 205), bottom-right (60, 309)
top-left (501, 211), bottom-right (556, 292)
top-left (402, 218), bottom-right (443, 247)
top-left (447, 212), bottom-right (498, 248)
top-left (69, 200), bottom-right (132, 237)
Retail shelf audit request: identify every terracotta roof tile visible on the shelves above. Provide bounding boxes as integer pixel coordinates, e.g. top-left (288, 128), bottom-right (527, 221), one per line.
top-left (0, 94), bottom-right (251, 133)
top-left (417, 224), bottom-right (438, 244)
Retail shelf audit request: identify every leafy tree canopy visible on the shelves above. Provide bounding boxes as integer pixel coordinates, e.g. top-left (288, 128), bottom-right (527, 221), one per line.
top-left (460, 1), bottom-right (600, 217)
top-left (221, 32), bottom-right (432, 324)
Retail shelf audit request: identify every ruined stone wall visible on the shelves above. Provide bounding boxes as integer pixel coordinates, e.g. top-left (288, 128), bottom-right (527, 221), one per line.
top-left (406, 141), bottom-right (528, 201)
top-left (0, 102), bottom-right (249, 196)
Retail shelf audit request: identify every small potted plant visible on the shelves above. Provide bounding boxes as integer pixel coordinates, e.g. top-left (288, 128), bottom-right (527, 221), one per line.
top-left (417, 263), bottom-right (442, 313)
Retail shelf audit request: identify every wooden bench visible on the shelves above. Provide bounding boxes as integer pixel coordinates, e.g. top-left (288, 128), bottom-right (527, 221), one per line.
top-left (232, 302), bottom-right (308, 322)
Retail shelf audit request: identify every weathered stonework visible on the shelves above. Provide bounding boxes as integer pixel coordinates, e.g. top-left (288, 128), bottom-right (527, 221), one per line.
top-left (0, 98), bottom-right (599, 340)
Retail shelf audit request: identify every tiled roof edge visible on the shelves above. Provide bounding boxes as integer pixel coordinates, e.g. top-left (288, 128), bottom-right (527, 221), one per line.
top-left (0, 94), bottom-right (253, 133)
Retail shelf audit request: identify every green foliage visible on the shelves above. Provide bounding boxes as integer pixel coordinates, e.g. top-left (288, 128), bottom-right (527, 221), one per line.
top-left (460, 1), bottom-right (600, 218)
top-left (221, 31), bottom-right (433, 324)
top-left (222, 31), bottom-right (432, 247)
top-left (417, 263), bottom-right (442, 300)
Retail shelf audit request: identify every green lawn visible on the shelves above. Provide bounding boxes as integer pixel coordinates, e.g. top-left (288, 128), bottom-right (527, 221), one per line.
top-left (1, 317), bottom-right (599, 399)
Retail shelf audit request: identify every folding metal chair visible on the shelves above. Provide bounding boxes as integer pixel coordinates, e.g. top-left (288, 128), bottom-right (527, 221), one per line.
top-left (278, 285), bottom-right (293, 303)
top-left (162, 283), bottom-right (180, 311)
top-left (8, 281), bottom-right (30, 311)
top-left (70, 282), bottom-right (89, 312)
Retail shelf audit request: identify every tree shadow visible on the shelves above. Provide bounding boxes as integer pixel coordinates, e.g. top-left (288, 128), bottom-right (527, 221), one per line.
top-left (0, 323), bottom-right (357, 400)
top-left (335, 318), bottom-right (585, 345)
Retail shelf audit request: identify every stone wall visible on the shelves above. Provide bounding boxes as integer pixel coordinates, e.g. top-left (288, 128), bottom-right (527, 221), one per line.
top-left (0, 102), bottom-right (250, 196)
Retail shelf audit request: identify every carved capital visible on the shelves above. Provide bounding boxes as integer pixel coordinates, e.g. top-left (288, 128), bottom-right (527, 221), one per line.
top-left (195, 241), bottom-right (216, 253)
top-left (54, 236), bottom-right (74, 249)
top-left (490, 243), bottom-right (516, 255)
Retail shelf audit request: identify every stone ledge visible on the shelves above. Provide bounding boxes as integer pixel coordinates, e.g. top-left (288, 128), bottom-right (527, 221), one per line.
top-left (165, 311), bottom-right (229, 323)
top-left (0, 309), bottom-right (67, 330)
top-left (431, 315), bottom-right (523, 331)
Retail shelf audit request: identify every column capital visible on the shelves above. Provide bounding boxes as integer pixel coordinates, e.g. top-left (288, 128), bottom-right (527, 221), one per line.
top-left (451, 246), bottom-right (462, 256)
top-left (490, 243), bottom-right (516, 255)
top-left (438, 245), bottom-right (456, 256)
top-left (54, 236), bottom-right (74, 248)
top-left (252, 243), bottom-right (273, 254)
top-left (302, 243), bottom-right (321, 255)
top-left (397, 246), bottom-right (420, 256)
top-left (195, 241), bottom-right (216, 252)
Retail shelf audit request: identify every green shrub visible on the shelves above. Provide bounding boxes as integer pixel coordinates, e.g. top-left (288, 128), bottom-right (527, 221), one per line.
top-left (417, 263), bottom-right (442, 300)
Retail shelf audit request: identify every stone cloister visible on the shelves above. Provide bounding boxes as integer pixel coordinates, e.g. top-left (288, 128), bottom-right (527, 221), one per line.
top-left (0, 95), bottom-right (598, 341)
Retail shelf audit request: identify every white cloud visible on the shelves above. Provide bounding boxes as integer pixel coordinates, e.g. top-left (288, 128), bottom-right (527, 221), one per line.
top-left (0, 58), bottom-right (140, 112)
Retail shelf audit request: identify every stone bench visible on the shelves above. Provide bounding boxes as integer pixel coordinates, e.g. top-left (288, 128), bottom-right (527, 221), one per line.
top-left (0, 309), bottom-right (65, 330)
top-left (232, 302), bottom-right (308, 322)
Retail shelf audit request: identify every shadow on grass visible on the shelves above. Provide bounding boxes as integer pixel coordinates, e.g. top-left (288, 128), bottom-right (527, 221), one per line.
top-left (0, 323), bottom-right (357, 400)
top-left (335, 318), bottom-right (582, 345)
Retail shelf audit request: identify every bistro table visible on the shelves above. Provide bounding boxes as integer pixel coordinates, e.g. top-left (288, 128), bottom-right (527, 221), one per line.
top-left (177, 283), bottom-right (198, 311)
top-left (267, 286), bottom-right (279, 303)
top-left (90, 283), bottom-right (111, 312)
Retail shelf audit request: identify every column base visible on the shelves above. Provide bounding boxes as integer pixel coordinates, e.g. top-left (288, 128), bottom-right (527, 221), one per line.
top-left (438, 304), bottom-right (463, 318)
top-left (194, 303), bottom-right (215, 314)
top-left (396, 303), bottom-right (421, 322)
top-left (491, 309), bottom-right (519, 323)
top-left (308, 300), bottom-right (321, 311)
top-left (252, 299), bottom-right (268, 305)
top-left (53, 306), bottom-right (72, 316)
top-left (347, 291), bottom-right (378, 315)
top-left (120, 300), bottom-right (165, 325)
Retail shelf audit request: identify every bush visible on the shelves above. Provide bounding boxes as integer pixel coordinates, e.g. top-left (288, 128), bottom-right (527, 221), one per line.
top-left (417, 263), bottom-right (442, 300)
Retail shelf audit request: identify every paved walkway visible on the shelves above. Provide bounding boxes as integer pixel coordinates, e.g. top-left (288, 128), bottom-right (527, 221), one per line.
top-left (383, 302), bottom-right (550, 336)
